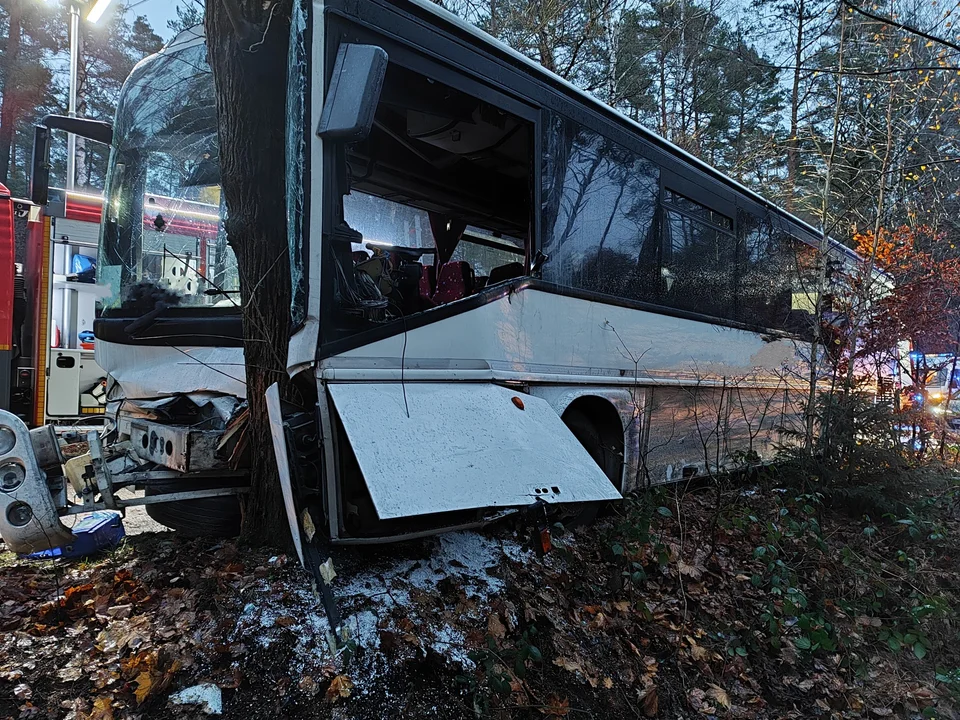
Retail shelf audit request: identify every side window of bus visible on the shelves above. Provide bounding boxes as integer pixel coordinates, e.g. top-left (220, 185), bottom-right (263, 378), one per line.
top-left (541, 113), bottom-right (660, 302)
top-left (738, 209), bottom-right (791, 330)
top-left (332, 60), bottom-right (532, 332)
top-left (660, 189), bottom-right (736, 318)
top-left (738, 210), bottom-right (818, 336)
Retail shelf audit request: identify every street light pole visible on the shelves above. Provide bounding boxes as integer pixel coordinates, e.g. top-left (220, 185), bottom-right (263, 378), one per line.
top-left (65, 2), bottom-right (80, 191)
top-left (63, 0), bottom-right (113, 191)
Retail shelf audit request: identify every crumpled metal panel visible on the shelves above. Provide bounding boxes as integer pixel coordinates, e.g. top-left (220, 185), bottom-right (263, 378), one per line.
top-left (0, 409), bottom-right (74, 554)
top-left (328, 382), bottom-right (621, 520)
top-left (96, 339), bottom-right (246, 399)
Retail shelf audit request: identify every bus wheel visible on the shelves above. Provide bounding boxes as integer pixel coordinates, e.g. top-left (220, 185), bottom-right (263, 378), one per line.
top-left (144, 478), bottom-right (242, 537)
top-left (561, 401), bottom-right (624, 527)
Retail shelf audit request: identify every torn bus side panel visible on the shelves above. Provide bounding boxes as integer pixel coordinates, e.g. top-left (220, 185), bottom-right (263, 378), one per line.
top-left (267, 380), bottom-right (622, 544)
top-left (326, 382), bottom-right (622, 522)
top-left (266, 383), bottom-right (340, 628)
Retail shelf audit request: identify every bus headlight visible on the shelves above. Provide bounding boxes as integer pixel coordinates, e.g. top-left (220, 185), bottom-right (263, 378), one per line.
top-left (0, 462), bottom-right (25, 492)
top-left (5, 501), bottom-right (33, 527)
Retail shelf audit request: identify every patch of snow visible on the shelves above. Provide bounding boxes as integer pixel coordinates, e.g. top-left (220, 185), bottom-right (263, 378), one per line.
top-left (342, 609), bottom-right (381, 649)
top-left (430, 624), bottom-right (472, 667)
top-left (337, 531), bottom-right (524, 604)
top-left (170, 683), bottom-right (223, 715)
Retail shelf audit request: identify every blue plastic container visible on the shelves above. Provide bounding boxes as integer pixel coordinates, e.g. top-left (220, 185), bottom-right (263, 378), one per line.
top-left (23, 511), bottom-right (126, 560)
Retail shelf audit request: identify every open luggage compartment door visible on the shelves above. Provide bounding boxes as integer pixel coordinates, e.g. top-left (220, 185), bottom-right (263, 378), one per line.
top-left (327, 382), bottom-right (622, 520)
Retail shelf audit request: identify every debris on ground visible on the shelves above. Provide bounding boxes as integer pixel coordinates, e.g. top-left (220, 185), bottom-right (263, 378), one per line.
top-left (1, 479), bottom-right (958, 719)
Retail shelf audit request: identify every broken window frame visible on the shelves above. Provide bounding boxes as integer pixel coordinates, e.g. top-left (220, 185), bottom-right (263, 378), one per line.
top-left (317, 16), bottom-right (540, 353)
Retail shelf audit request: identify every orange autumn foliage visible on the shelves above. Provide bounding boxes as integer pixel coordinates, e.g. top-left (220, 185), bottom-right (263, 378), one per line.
top-left (853, 225), bottom-right (960, 358)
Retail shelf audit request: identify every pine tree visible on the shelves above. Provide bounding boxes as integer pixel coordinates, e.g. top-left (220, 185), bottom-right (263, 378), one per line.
top-left (168, 1), bottom-right (204, 35)
top-left (0, 0), bottom-right (62, 193)
top-left (72, 10), bottom-right (163, 189)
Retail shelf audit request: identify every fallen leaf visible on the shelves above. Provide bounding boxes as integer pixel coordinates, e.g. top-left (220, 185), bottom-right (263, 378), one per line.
top-left (688, 688), bottom-right (707, 712)
top-left (13, 683), bottom-right (32, 700)
top-left (487, 613), bottom-right (507, 640)
top-left (641, 686), bottom-right (659, 716)
top-left (553, 657), bottom-right (583, 673)
top-left (106, 604), bottom-right (132, 619)
top-left (678, 561), bottom-right (703, 580)
top-left (298, 676), bottom-right (318, 697)
top-left (88, 695), bottom-right (114, 720)
top-left (58, 666), bottom-right (84, 683)
top-left (706, 683), bottom-right (731, 709)
top-left (870, 709), bottom-right (893, 718)
top-left (326, 674), bottom-right (353, 702)
top-left (603, 677), bottom-right (614, 689)
top-left (276, 615), bottom-right (296, 627)
top-left (302, 509), bottom-right (317, 542)
top-left (540, 695), bottom-right (569, 717)
top-left (687, 638), bottom-right (712, 662)
top-left (133, 672), bottom-right (154, 704)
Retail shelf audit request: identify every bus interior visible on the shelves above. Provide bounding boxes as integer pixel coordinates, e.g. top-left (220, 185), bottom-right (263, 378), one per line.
top-left (331, 62), bottom-right (533, 334)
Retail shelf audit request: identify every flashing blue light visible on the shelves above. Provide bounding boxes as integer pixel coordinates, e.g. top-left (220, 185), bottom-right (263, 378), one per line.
top-left (913, 394), bottom-right (924, 404)
top-left (909, 352), bottom-right (923, 362)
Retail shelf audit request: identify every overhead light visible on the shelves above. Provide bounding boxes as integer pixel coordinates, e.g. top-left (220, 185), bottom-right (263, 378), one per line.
top-left (86, 0), bottom-right (114, 24)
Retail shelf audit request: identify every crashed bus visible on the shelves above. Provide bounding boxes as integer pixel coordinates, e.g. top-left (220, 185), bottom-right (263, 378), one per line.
top-left (1, 0), bottom-right (857, 564)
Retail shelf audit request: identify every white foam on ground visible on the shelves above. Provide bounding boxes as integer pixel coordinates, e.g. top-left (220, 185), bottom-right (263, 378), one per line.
top-left (170, 683), bottom-right (223, 714)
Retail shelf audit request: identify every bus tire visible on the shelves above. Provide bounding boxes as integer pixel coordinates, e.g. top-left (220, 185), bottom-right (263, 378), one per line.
top-left (562, 402), bottom-right (623, 526)
top-left (144, 478), bottom-right (242, 538)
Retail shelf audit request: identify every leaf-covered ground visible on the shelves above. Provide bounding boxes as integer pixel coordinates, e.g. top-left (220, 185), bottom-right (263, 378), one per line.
top-left (1, 478), bottom-right (958, 719)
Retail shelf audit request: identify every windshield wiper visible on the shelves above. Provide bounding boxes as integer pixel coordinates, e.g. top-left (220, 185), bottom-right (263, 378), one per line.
top-left (124, 301), bottom-right (173, 337)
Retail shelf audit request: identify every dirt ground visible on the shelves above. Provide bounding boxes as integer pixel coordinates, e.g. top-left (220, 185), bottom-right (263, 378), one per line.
top-left (1, 484), bottom-right (958, 720)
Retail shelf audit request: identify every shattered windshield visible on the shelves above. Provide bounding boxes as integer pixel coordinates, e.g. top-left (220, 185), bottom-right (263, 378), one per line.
top-left (99, 29), bottom-right (239, 313)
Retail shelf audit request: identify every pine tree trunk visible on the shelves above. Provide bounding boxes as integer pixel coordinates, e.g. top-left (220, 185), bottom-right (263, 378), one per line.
top-left (205, 0), bottom-right (292, 545)
top-left (0, 0), bottom-right (23, 185)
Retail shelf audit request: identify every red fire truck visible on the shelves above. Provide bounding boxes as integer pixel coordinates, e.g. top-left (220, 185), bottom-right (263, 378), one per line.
top-left (1, 186), bottom-right (107, 426)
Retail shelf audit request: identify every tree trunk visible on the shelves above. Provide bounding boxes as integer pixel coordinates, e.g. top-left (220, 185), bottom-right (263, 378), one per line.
top-left (0, 0), bottom-right (23, 185)
top-left (785, 0), bottom-right (804, 212)
top-left (205, 0), bottom-right (292, 545)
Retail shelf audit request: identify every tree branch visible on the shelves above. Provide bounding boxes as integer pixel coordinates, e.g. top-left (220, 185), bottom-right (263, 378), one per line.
top-left (841, 0), bottom-right (960, 54)
top-left (218, 0), bottom-right (258, 48)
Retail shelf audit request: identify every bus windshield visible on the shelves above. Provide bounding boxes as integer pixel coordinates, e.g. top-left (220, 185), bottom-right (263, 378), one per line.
top-left (98, 31), bottom-right (238, 314)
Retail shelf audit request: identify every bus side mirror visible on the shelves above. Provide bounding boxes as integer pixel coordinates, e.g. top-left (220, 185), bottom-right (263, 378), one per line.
top-left (317, 44), bottom-right (387, 143)
top-left (30, 115), bottom-right (113, 206)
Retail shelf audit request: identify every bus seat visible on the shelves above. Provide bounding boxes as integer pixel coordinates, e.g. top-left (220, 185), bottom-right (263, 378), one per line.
top-left (420, 264), bottom-right (436, 306)
top-left (433, 261), bottom-right (473, 304)
top-left (488, 261), bottom-right (524, 285)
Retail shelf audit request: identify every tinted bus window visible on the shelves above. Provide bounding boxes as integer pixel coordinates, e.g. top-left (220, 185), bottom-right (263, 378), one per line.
top-left (738, 208), bottom-right (818, 336)
top-left (661, 191), bottom-right (737, 318)
top-left (541, 113), bottom-right (660, 302)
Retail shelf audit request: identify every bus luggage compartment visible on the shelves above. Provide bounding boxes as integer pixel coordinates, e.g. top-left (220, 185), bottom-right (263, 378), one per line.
top-left (327, 382), bottom-right (622, 520)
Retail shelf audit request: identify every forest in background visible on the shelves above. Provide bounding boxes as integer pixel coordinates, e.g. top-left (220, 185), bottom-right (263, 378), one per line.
top-left (2, 0), bottom-right (958, 249)
top-left (0, 0), bottom-right (202, 195)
